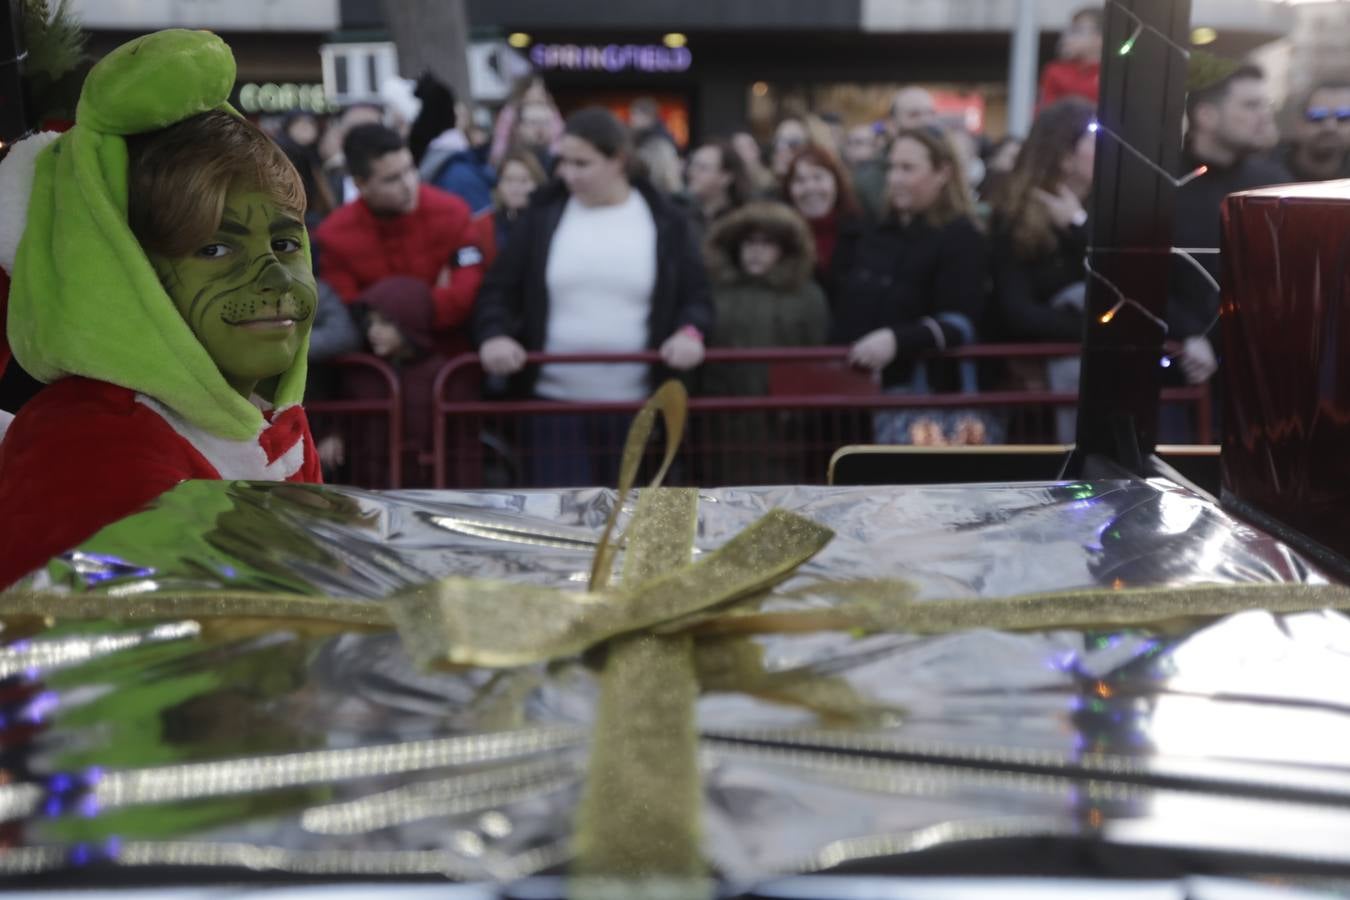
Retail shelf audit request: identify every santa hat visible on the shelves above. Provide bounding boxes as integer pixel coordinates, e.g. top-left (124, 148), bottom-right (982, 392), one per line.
top-left (0, 131), bottom-right (62, 276)
top-left (0, 132), bottom-right (61, 386)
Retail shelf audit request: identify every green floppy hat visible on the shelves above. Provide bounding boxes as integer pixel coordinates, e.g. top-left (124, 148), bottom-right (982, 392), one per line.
top-left (8, 28), bottom-right (310, 441)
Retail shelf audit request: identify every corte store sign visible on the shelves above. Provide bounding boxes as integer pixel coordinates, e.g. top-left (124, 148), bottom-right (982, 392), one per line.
top-left (529, 44), bottom-right (692, 73)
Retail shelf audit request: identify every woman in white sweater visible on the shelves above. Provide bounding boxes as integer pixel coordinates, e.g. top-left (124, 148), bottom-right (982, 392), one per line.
top-left (472, 107), bottom-right (714, 486)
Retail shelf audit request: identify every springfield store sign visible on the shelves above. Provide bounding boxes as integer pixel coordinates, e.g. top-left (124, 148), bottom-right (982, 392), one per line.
top-left (529, 44), bottom-right (693, 73)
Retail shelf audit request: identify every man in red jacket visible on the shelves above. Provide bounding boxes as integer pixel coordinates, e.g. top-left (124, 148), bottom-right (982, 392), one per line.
top-left (315, 123), bottom-right (485, 357)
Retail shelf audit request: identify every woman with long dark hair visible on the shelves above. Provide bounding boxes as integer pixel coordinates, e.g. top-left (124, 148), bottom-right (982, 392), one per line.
top-left (683, 138), bottom-right (751, 241)
top-left (472, 107), bottom-right (713, 486)
top-left (990, 98), bottom-right (1096, 343)
top-left (989, 99), bottom-right (1096, 441)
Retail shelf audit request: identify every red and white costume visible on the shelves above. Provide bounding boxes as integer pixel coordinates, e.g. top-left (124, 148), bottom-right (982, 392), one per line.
top-left (0, 378), bottom-right (320, 588)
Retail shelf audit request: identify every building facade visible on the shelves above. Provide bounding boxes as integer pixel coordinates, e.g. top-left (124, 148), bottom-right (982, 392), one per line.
top-left (69, 0), bottom-right (338, 114)
top-left (65, 0), bottom-right (1297, 138)
top-left (340, 0), bottom-right (1293, 141)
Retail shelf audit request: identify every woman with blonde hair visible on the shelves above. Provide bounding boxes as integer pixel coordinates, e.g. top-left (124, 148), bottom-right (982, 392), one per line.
top-left (488, 147), bottom-right (548, 261)
top-left (834, 126), bottom-right (991, 445)
top-left (488, 75), bottom-right (563, 169)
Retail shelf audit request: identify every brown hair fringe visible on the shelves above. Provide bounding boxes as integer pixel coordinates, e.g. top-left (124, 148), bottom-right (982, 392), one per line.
top-left (127, 109), bottom-right (306, 258)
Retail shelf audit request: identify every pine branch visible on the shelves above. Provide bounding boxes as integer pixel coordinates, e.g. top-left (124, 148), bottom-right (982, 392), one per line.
top-left (20, 0), bottom-right (89, 82)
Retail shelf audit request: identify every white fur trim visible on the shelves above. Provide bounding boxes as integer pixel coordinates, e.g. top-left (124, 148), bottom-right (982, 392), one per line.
top-left (135, 394), bottom-right (305, 481)
top-left (0, 409), bottom-right (13, 445)
top-left (0, 131), bottom-right (62, 274)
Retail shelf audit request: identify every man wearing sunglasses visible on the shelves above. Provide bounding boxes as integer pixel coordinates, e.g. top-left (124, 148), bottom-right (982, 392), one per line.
top-left (1282, 82), bottom-right (1350, 183)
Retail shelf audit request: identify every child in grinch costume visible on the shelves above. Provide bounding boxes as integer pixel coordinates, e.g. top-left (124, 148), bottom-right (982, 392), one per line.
top-left (0, 29), bottom-right (322, 588)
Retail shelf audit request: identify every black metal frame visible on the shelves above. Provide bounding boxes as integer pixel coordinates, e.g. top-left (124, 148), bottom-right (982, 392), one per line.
top-left (0, 0), bottom-right (25, 146)
top-left (1070, 0), bottom-right (1191, 474)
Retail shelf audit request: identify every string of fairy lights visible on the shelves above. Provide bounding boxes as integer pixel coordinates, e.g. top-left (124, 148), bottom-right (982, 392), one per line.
top-left (1084, 0), bottom-right (1226, 367)
top-left (1113, 1), bottom-right (1191, 60)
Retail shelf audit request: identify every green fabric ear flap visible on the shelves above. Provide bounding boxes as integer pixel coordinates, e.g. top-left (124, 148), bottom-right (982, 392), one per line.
top-left (11, 117), bottom-right (267, 440)
top-left (8, 29), bottom-right (309, 441)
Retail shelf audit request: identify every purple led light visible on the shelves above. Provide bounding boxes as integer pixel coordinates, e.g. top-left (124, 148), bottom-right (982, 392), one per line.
top-left (21, 690), bottom-right (60, 723)
top-left (1049, 650), bottom-right (1079, 672)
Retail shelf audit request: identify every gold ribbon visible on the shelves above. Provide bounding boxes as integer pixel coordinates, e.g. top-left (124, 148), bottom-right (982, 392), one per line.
top-left (681, 582), bottom-right (1350, 638)
top-left (572, 489), bottom-right (704, 884)
top-left (10, 580), bottom-right (1347, 651)
top-left (387, 381), bottom-right (831, 888)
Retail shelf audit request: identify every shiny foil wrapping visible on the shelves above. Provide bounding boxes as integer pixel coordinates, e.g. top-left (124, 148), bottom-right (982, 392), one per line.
top-left (1221, 182), bottom-right (1350, 562)
top-left (2, 478), bottom-right (1349, 885)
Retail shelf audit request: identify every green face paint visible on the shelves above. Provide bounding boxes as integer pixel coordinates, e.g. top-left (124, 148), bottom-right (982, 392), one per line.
top-left (147, 185), bottom-right (316, 400)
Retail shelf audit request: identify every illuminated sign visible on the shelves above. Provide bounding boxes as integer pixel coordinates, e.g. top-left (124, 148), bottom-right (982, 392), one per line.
top-left (238, 83), bottom-right (339, 115)
top-left (529, 44), bottom-right (692, 74)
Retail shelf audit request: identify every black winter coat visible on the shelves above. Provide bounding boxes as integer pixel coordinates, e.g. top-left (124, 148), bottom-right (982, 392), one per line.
top-left (990, 219), bottom-right (1087, 342)
top-left (831, 213), bottom-right (988, 388)
top-left (471, 178), bottom-right (715, 395)
top-left (1170, 150), bottom-right (1291, 339)
top-left (818, 214), bottom-right (867, 312)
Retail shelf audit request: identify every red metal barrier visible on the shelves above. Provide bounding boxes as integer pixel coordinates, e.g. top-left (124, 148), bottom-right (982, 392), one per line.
top-left (304, 353), bottom-right (403, 489)
top-left (429, 346), bottom-right (1213, 489)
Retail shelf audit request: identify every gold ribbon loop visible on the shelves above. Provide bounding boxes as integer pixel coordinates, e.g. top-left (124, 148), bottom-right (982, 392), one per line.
top-left (589, 380), bottom-right (688, 591)
top-left (387, 506), bottom-right (833, 669)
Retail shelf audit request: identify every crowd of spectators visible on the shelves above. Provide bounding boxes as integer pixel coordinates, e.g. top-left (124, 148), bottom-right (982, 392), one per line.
top-left (258, 5), bottom-right (1345, 486)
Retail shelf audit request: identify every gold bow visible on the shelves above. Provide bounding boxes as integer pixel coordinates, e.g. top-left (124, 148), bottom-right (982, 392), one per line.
top-left (388, 382), bottom-right (833, 669)
top-left (389, 381), bottom-right (835, 889)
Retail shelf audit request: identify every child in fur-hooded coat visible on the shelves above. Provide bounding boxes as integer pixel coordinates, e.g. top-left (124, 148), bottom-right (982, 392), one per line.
top-left (699, 201), bottom-right (830, 484)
